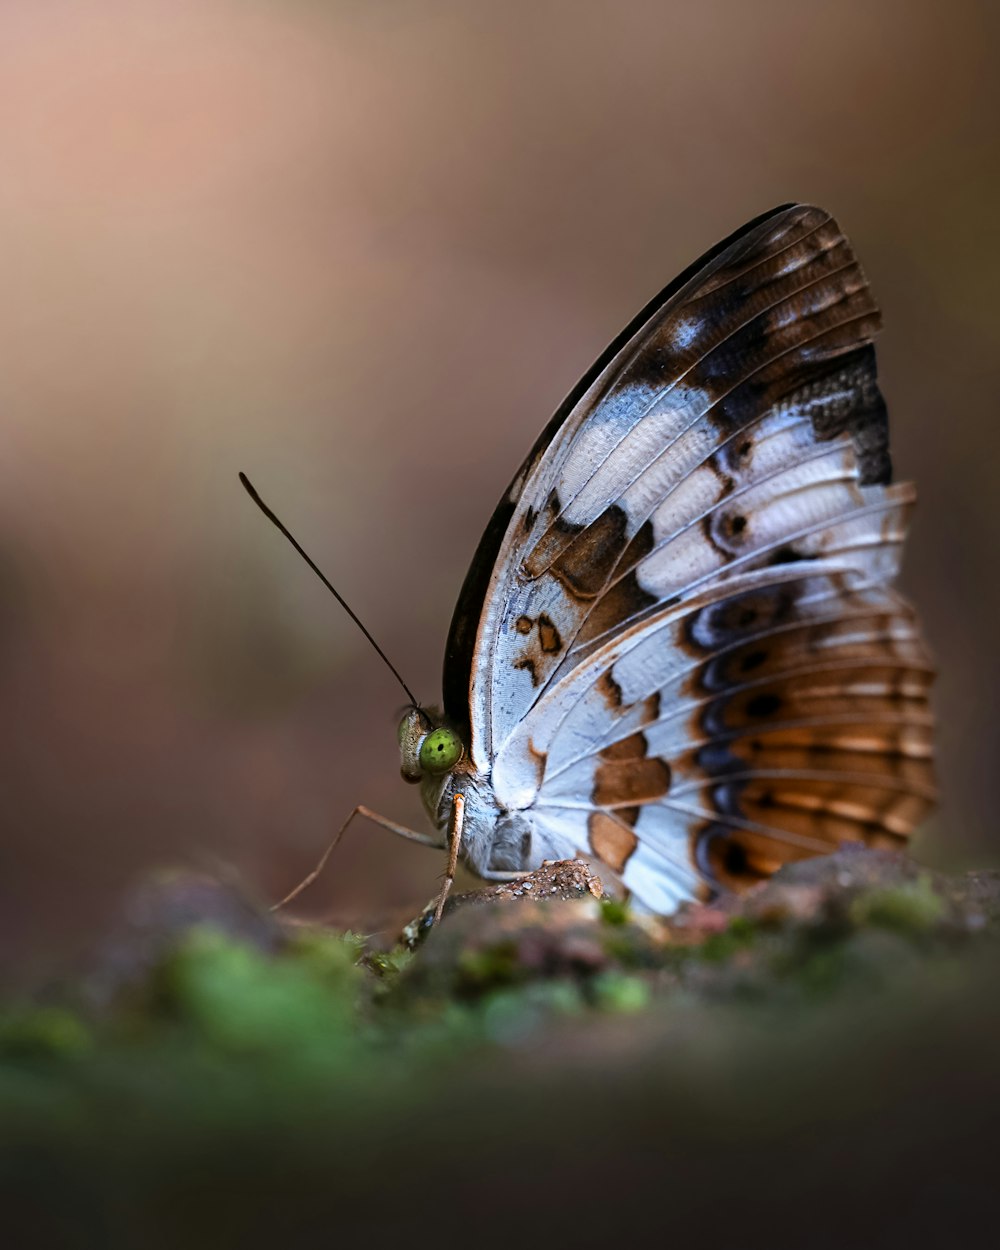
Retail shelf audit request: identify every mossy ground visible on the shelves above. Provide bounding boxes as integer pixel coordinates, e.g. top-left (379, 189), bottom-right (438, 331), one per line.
top-left (3, 850), bottom-right (998, 1250)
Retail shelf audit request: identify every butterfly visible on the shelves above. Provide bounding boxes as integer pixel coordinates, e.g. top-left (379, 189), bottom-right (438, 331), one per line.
top-left (247, 202), bottom-right (937, 921)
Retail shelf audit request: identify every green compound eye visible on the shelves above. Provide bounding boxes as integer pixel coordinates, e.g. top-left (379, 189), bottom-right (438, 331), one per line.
top-left (418, 727), bottom-right (464, 774)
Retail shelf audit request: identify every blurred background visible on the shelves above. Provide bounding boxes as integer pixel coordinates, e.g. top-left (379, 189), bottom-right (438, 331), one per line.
top-left (1, 0), bottom-right (997, 971)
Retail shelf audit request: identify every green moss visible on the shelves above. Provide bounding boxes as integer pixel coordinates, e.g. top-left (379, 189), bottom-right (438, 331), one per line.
top-left (159, 928), bottom-right (363, 1058)
top-left (590, 972), bottom-right (651, 1014)
top-left (0, 851), bottom-right (994, 1225)
top-left (0, 1006), bottom-right (92, 1059)
top-left (480, 981), bottom-right (585, 1043)
top-left (728, 915), bottom-right (757, 941)
top-left (285, 927), bottom-right (366, 980)
top-left (848, 875), bottom-right (947, 935)
top-left (365, 948), bottom-right (413, 982)
top-left (790, 942), bottom-right (851, 996)
top-left (600, 898), bottom-right (631, 927)
top-left (456, 941), bottom-right (522, 991)
top-left (698, 915), bottom-right (758, 963)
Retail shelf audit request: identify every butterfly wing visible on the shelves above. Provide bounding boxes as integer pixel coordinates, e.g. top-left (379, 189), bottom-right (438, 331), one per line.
top-left (493, 568), bottom-right (934, 910)
top-left (444, 203), bottom-right (935, 905)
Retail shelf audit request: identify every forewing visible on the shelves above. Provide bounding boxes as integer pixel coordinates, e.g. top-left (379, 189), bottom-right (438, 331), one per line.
top-left (446, 204), bottom-right (896, 766)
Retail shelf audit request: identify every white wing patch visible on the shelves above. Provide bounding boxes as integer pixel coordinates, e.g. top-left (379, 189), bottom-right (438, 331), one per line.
top-left (552, 382), bottom-right (715, 529)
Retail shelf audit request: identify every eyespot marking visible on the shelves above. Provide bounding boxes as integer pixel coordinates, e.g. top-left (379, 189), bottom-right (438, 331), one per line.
top-left (746, 692), bottom-right (783, 718)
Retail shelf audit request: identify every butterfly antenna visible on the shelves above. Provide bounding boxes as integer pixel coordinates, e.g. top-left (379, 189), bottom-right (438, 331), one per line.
top-left (238, 472), bottom-right (419, 708)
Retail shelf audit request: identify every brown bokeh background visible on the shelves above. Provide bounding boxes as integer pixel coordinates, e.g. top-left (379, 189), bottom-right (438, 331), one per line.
top-left (2, 0), bottom-right (998, 969)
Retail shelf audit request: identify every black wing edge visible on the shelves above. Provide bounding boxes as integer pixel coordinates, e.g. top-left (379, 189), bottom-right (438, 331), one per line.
top-left (441, 202), bottom-right (800, 734)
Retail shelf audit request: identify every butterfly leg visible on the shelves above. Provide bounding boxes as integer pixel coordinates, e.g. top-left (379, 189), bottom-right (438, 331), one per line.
top-left (271, 804), bottom-right (443, 912)
top-left (431, 792), bottom-right (465, 926)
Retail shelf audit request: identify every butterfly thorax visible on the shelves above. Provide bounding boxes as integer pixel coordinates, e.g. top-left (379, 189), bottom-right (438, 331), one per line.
top-left (423, 759), bottom-right (589, 877)
top-left (420, 763), bottom-right (521, 876)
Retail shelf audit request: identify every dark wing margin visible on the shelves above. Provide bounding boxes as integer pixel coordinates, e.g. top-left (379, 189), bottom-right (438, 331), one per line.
top-left (442, 202), bottom-right (799, 738)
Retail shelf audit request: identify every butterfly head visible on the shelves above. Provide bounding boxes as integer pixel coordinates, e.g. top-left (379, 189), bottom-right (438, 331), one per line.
top-left (397, 707), bottom-right (465, 784)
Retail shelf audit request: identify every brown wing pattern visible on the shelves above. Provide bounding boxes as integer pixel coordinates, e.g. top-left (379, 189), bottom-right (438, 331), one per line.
top-left (650, 572), bottom-right (935, 896)
top-left (447, 203), bottom-right (934, 907)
